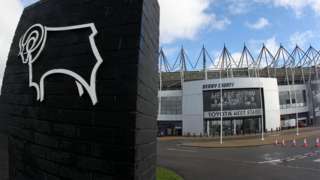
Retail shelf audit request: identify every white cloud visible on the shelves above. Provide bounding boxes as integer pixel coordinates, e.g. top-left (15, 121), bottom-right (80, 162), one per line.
top-left (289, 31), bottom-right (314, 48)
top-left (161, 47), bottom-right (179, 57)
top-left (210, 15), bottom-right (231, 30)
top-left (209, 49), bottom-right (241, 68)
top-left (227, 0), bottom-right (253, 15)
top-left (271, 0), bottom-right (306, 16)
top-left (264, 36), bottom-right (279, 55)
top-left (246, 36), bottom-right (280, 67)
top-left (231, 52), bottom-right (242, 67)
top-left (227, 0), bottom-right (320, 16)
top-left (0, 0), bottom-right (23, 88)
top-left (159, 0), bottom-right (230, 44)
top-left (246, 17), bottom-right (270, 30)
top-left (248, 36), bottom-right (280, 55)
top-left (262, 0), bottom-right (320, 16)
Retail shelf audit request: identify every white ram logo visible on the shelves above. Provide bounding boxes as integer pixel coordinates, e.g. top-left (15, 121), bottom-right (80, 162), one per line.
top-left (18, 23), bottom-right (103, 105)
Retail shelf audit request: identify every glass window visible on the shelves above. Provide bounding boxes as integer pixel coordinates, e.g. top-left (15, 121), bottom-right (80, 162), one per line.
top-left (279, 90), bottom-right (307, 109)
top-left (160, 96), bottom-right (182, 115)
top-left (279, 91), bottom-right (290, 105)
top-left (292, 90), bottom-right (307, 107)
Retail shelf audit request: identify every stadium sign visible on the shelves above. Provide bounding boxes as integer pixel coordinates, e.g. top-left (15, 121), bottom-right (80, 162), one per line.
top-left (204, 109), bottom-right (262, 118)
top-left (203, 82), bottom-right (234, 90)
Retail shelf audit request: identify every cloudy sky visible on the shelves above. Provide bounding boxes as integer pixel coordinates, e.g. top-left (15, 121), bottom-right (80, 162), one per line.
top-left (160, 0), bottom-right (320, 68)
top-left (1, 0), bottom-right (320, 81)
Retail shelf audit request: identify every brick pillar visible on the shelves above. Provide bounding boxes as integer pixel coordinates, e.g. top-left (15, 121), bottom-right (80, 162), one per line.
top-left (0, 0), bottom-right (159, 179)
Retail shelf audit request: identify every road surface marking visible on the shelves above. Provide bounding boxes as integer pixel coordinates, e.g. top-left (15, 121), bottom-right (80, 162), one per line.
top-left (258, 159), bottom-right (281, 164)
top-left (258, 150), bottom-right (320, 164)
top-left (167, 148), bottom-right (196, 153)
top-left (314, 159), bottom-right (320, 163)
top-left (293, 155), bottom-right (305, 160)
top-left (283, 165), bottom-right (320, 172)
top-left (284, 157), bottom-right (296, 162)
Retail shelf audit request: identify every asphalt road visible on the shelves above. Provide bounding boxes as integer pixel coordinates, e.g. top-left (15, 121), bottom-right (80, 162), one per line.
top-left (158, 138), bottom-right (320, 180)
top-left (1, 134), bottom-right (320, 180)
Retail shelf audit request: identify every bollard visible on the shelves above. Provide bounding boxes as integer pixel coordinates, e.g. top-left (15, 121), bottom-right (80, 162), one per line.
top-left (303, 138), bottom-right (308, 148)
top-left (292, 138), bottom-right (297, 147)
top-left (315, 137), bottom-right (320, 148)
top-left (281, 139), bottom-right (286, 147)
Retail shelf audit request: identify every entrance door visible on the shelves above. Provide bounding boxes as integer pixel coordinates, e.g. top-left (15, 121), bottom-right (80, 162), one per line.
top-left (205, 117), bottom-right (260, 136)
top-left (233, 119), bottom-right (243, 135)
top-left (243, 118), bottom-right (260, 134)
top-left (223, 120), bottom-right (232, 136)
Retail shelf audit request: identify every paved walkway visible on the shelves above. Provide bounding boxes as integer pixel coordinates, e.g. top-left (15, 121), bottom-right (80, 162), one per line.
top-left (159, 127), bottom-right (320, 148)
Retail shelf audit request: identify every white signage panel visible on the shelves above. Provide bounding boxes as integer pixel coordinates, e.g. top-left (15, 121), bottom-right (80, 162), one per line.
top-left (204, 109), bottom-right (263, 118)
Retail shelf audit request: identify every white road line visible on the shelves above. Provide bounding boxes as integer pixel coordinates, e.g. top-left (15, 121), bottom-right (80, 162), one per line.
top-left (314, 159), bottom-right (320, 163)
top-left (284, 158), bottom-right (296, 162)
top-left (293, 155), bottom-right (305, 160)
top-left (258, 159), bottom-right (281, 164)
top-left (283, 165), bottom-right (320, 172)
top-left (167, 148), bottom-right (196, 153)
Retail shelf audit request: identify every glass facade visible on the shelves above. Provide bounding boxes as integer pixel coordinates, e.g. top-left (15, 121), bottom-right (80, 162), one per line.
top-left (205, 117), bottom-right (263, 136)
top-left (158, 121), bottom-right (182, 136)
top-left (203, 89), bottom-right (262, 112)
top-left (279, 90), bottom-right (307, 109)
top-left (160, 96), bottom-right (182, 115)
top-left (203, 88), bottom-right (264, 136)
top-left (279, 89), bottom-right (309, 128)
top-left (157, 86), bottom-right (313, 137)
top-left (280, 112), bottom-right (309, 128)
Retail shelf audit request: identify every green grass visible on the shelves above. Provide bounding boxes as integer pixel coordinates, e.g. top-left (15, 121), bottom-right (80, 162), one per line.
top-left (157, 167), bottom-right (183, 180)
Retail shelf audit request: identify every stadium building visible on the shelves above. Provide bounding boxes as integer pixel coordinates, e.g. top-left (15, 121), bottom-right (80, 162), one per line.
top-left (157, 45), bottom-right (320, 136)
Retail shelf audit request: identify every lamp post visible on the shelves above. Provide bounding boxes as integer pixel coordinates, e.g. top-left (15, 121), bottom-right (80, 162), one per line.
top-left (220, 71), bottom-right (223, 144)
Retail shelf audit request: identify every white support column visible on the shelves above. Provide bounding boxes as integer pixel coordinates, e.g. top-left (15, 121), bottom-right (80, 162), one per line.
top-left (259, 85), bottom-right (264, 141)
top-left (205, 69), bottom-right (208, 80)
top-left (158, 65), bottom-right (162, 117)
top-left (220, 71), bottom-right (223, 144)
top-left (292, 70), bottom-right (299, 136)
top-left (207, 121), bottom-right (210, 136)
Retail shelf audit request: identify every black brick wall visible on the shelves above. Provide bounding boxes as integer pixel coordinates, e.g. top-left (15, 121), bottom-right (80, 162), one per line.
top-left (0, 0), bottom-right (159, 179)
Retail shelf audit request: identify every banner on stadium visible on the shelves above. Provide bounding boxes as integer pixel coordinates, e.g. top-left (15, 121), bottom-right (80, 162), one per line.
top-left (204, 109), bottom-right (262, 118)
